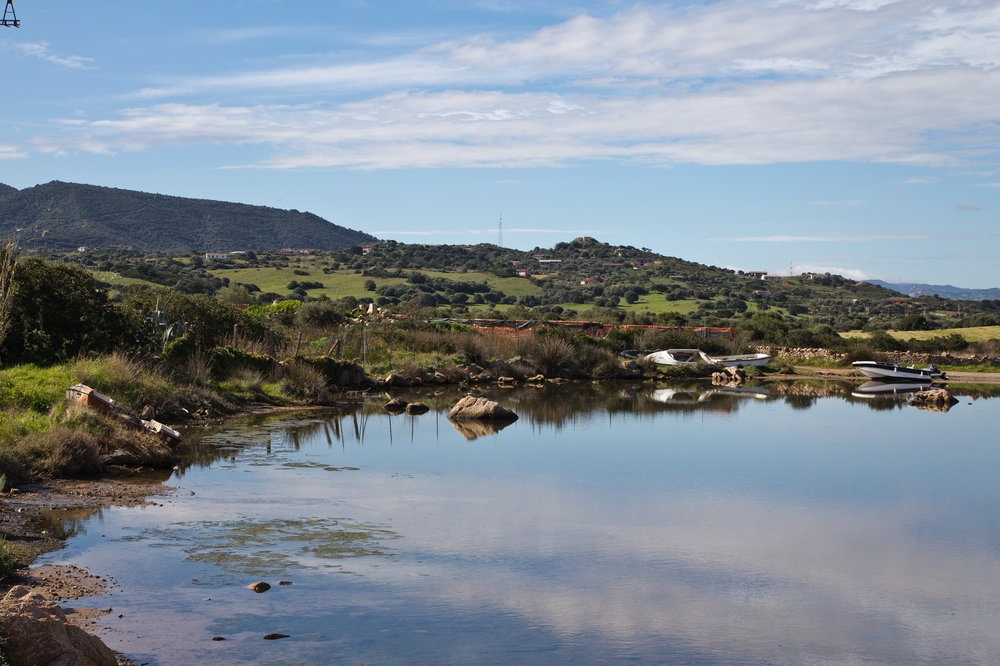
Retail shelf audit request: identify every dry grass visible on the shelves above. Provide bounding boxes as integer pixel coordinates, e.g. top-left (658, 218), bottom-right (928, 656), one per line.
top-left (280, 361), bottom-right (331, 403)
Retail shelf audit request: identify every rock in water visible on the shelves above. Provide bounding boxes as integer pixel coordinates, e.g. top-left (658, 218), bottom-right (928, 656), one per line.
top-left (405, 402), bottom-right (430, 415)
top-left (263, 633), bottom-right (290, 640)
top-left (248, 582), bottom-right (271, 593)
top-left (909, 388), bottom-right (959, 412)
top-left (448, 396), bottom-right (518, 421)
top-left (383, 398), bottom-right (408, 413)
top-left (0, 586), bottom-right (117, 666)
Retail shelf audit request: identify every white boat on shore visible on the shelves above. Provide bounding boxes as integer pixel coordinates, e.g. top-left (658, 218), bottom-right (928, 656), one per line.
top-left (851, 361), bottom-right (947, 382)
top-left (643, 349), bottom-right (771, 367)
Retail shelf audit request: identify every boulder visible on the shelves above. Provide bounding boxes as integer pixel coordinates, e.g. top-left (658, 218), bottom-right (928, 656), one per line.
top-left (383, 398), bottom-right (408, 413)
top-left (909, 388), bottom-right (959, 412)
top-left (448, 396), bottom-right (519, 421)
top-left (433, 372), bottom-right (449, 384)
top-left (497, 376), bottom-right (517, 385)
top-left (248, 582), bottom-right (271, 593)
top-left (405, 402), bottom-right (430, 415)
top-left (0, 586), bottom-right (117, 666)
top-left (527, 374), bottom-right (546, 383)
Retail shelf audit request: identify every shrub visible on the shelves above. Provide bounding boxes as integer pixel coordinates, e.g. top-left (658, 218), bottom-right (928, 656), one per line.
top-left (280, 361), bottom-right (330, 402)
top-left (294, 300), bottom-right (344, 328)
top-left (528, 335), bottom-right (575, 376)
top-left (896, 314), bottom-right (936, 331)
top-left (32, 427), bottom-right (102, 478)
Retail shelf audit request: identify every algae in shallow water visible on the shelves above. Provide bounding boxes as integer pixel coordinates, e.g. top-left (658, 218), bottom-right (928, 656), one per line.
top-left (122, 517), bottom-right (397, 579)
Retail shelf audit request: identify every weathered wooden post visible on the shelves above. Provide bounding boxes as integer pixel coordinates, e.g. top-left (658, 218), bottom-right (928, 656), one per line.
top-left (293, 332), bottom-right (302, 358)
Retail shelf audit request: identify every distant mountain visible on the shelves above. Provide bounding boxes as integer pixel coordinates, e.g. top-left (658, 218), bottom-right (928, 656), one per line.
top-left (0, 181), bottom-right (377, 253)
top-left (867, 279), bottom-right (1000, 301)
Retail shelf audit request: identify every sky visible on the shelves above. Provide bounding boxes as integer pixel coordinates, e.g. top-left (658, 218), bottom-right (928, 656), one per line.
top-left (1, 0), bottom-right (999, 287)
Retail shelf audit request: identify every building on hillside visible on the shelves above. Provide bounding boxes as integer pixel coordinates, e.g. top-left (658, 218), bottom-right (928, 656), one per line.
top-left (205, 252), bottom-right (229, 260)
top-left (745, 271), bottom-right (767, 278)
top-left (516, 269), bottom-right (532, 277)
top-left (808, 272), bottom-right (831, 280)
top-left (762, 274), bottom-right (783, 282)
top-left (77, 246), bottom-right (88, 252)
top-left (537, 259), bottom-right (562, 266)
top-left (229, 251), bottom-right (247, 256)
top-left (280, 248), bottom-right (312, 254)
top-left (580, 278), bottom-right (598, 285)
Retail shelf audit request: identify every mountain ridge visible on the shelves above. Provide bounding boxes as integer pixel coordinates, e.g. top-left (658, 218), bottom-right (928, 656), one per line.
top-left (866, 279), bottom-right (1000, 301)
top-left (0, 181), bottom-right (377, 253)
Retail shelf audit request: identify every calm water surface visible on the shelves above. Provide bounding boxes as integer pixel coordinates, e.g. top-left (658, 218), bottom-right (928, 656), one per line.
top-left (40, 383), bottom-right (1000, 665)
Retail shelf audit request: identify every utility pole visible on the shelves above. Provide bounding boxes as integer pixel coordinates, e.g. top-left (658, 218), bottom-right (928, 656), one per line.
top-left (498, 215), bottom-right (503, 248)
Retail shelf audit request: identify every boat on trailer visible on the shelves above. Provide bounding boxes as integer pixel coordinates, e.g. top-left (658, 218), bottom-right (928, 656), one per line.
top-left (851, 361), bottom-right (947, 382)
top-left (642, 349), bottom-right (772, 368)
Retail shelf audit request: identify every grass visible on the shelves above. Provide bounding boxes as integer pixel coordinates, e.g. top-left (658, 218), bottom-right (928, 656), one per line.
top-left (842, 326), bottom-right (1000, 342)
top-left (209, 264), bottom-right (545, 302)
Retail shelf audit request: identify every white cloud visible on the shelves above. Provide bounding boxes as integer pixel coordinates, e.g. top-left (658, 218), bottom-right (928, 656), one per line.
top-left (976, 182), bottom-right (1000, 188)
top-left (903, 176), bottom-right (937, 183)
top-left (33, 63), bottom-right (1000, 169)
top-left (3, 40), bottom-right (93, 69)
top-left (955, 203), bottom-right (982, 211)
top-left (12, 0), bottom-right (1000, 169)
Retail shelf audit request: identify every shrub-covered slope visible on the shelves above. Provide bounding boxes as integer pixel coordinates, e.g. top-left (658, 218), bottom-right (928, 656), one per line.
top-left (0, 181), bottom-right (377, 253)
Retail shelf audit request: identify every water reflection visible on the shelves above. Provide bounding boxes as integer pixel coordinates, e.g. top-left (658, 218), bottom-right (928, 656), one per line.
top-left (42, 382), bottom-right (1000, 665)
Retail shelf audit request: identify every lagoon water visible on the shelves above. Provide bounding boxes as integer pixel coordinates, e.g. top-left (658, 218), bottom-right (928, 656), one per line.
top-left (39, 383), bottom-right (1000, 665)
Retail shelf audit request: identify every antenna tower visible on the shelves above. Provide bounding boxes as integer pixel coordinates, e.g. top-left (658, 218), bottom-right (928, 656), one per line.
top-left (1, 1), bottom-right (18, 27)
top-left (498, 215), bottom-right (503, 248)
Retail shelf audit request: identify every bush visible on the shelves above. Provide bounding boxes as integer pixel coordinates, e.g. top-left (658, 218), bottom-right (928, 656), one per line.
top-left (208, 346), bottom-right (275, 377)
top-left (3, 258), bottom-right (126, 364)
top-left (32, 427), bottom-right (102, 478)
top-left (280, 361), bottom-right (330, 402)
top-left (294, 299), bottom-right (345, 328)
top-left (896, 314), bottom-right (936, 331)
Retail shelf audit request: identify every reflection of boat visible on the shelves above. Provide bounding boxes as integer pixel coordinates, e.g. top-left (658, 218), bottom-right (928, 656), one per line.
top-left (851, 381), bottom-right (937, 398)
top-left (651, 386), bottom-right (769, 404)
top-left (851, 361), bottom-right (946, 382)
top-left (643, 349), bottom-right (771, 367)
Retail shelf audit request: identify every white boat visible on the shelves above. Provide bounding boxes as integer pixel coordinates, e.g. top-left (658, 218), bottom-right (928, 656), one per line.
top-left (851, 361), bottom-right (946, 382)
top-left (644, 349), bottom-right (771, 367)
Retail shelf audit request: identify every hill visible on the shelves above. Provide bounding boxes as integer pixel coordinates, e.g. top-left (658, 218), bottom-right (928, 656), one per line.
top-left (0, 181), bottom-right (376, 253)
top-left (866, 279), bottom-right (1000, 301)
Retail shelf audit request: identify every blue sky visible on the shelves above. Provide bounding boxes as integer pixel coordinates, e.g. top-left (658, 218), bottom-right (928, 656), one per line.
top-left (1, 0), bottom-right (999, 287)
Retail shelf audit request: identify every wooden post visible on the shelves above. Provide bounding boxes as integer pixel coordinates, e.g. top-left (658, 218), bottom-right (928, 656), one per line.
top-left (338, 327), bottom-right (348, 360)
top-left (233, 323), bottom-right (239, 348)
top-left (293, 332), bottom-right (302, 358)
top-left (324, 330), bottom-right (337, 357)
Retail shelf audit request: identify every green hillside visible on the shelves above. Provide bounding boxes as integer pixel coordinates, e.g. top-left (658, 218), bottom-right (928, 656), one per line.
top-left (0, 181), bottom-right (376, 253)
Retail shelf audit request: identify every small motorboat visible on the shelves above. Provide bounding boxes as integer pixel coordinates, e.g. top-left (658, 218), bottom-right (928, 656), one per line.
top-left (643, 349), bottom-right (771, 367)
top-left (851, 361), bottom-right (947, 382)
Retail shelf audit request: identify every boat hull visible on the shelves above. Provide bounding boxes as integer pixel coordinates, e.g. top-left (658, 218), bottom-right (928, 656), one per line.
top-left (851, 361), bottom-right (946, 382)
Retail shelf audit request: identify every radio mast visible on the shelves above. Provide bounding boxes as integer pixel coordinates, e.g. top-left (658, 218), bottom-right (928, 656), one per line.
top-left (1, 1), bottom-right (19, 27)
top-left (498, 215), bottom-right (503, 248)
